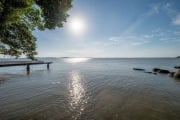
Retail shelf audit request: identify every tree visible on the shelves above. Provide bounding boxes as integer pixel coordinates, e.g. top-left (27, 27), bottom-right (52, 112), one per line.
top-left (0, 0), bottom-right (72, 60)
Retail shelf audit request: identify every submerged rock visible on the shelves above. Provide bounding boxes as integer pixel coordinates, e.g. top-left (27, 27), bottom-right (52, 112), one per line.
top-left (153, 68), bottom-right (170, 74)
top-left (0, 76), bottom-right (6, 81)
top-left (168, 72), bottom-right (175, 77)
top-left (133, 68), bottom-right (145, 71)
top-left (0, 76), bottom-right (7, 84)
top-left (174, 66), bottom-right (180, 69)
top-left (174, 70), bottom-right (180, 79)
top-left (144, 72), bottom-right (153, 74)
top-left (144, 71), bottom-right (157, 75)
top-left (153, 68), bottom-right (161, 72)
top-left (158, 69), bottom-right (170, 74)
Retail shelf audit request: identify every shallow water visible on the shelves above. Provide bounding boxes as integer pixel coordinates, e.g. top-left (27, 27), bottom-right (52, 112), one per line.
top-left (0, 58), bottom-right (180, 120)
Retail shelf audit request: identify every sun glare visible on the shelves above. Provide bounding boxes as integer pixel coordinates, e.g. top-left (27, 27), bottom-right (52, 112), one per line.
top-left (68, 17), bottom-right (86, 35)
top-left (64, 58), bottom-right (90, 63)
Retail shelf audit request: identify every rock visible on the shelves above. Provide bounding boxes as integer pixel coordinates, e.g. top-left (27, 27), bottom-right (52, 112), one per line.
top-left (144, 72), bottom-right (153, 74)
top-left (158, 69), bottom-right (170, 74)
top-left (174, 66), bottom-right (180, 69)
top-left (168, 72), bottom-right (175, 77)
top-left (144, 71), bottom-right (157, 75)
top-left (133, 68), bottom-right (145, 71)
top-left (0, 76), bottom-right (6, 81)
top-left (0, 76), bottom-right (6, 84)
top-left (153, 68), bottom-right (160, 72)
top-left (153, 68), bottom-right (170, 74)
top-left (174, 70), bottom-right (180, 79)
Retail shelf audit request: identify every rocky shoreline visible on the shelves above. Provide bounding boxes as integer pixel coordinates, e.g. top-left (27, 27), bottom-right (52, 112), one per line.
top-left (133, 66), bottom-right (180, 79)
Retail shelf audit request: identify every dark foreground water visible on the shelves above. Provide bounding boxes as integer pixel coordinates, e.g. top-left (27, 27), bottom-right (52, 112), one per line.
top-left (0, 58), bottom-right (180, 120)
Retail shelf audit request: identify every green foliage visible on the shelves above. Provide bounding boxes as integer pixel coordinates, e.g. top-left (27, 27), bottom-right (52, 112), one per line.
top-left (0, 0), bottom-right (72, 60)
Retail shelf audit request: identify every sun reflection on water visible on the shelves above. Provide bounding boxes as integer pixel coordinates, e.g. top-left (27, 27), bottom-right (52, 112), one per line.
top-left (69, 71), bottom-right (87, 119)
top-left (64, 58), bottom-right (90, 63)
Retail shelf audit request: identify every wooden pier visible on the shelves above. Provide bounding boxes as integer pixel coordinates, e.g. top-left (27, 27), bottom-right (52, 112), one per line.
top-left (0, 61), bottom-right (53, 72)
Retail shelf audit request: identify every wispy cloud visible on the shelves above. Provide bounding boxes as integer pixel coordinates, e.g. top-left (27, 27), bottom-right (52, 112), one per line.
top-left (160, 37), bottom-right (180, 43)
top-left (145, 2), bottom-right (180, 27)
top-left (109, 28), bottom-right (180, 47)
top-left (152, 28), bottom-right (180, 43)
top-left (109, 35), bottom-right (152, 46)
top-left (161, 2), bottom-right (180, 26)
top-left (150, 3), bottom-right (161, 15)
top-left (116, 2), bottom-right (180, 36)
top-left (173, 14), bottom-right (180, 26)
top-left (162, 3), bottom-right (177, 15)
top-left (66, 48), bottom-right (104, 57)
top-left (120, 3), bottom-right (162, 36)
top-left (174, 31), bottom-right (180, 35)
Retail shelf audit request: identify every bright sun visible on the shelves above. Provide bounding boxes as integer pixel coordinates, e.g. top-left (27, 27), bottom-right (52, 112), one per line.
top-left (68, 17), bottom-right (86, 35)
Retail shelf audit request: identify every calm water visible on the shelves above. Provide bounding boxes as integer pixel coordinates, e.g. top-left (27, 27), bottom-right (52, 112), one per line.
top-left (0, 58), bottom-right (180, 120)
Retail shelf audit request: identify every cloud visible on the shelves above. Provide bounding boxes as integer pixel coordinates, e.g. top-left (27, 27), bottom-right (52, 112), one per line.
top-left (152, 5), bottom-right (159, 14)
top-left (109, 28), bottom-right (180, 47)
top-left (160, 37), bottom-right (180, 43)
top-left (119, 3), bottom-right (162, 36)
top-left (150, 3), bottom-right (161, 14)
top-left (147, 2), bottom-right (180, 26)
top-left (173, 14), bottom-right (180, 26)
top-left (153, 29), bottom-right (180, 43)
top-left (66, 48), bottom-right (104, 57)
top-left (162, 3), bottom-right (177, 15)
top-left (109, 37), bottom-right (121, 42)
top-left (109, 35), bottom-right (152, 46)
top-left (174, 31), bottom-right (180, 35)
top-left (161, 2), bottom-right (180, 26)
top-left (131, 40), bottom-right (149, 46)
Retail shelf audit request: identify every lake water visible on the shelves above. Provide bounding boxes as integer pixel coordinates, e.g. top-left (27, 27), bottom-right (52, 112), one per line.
top-left (0, 58), bottom-right (180, 120)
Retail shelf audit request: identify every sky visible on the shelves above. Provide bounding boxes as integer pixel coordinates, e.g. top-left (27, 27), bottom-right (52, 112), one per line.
top-left (33, 0), bottom-right (180, 58)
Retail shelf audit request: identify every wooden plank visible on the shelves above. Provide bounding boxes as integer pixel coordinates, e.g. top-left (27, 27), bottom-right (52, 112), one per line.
top-left (0, 61), bottom-right (53, 67)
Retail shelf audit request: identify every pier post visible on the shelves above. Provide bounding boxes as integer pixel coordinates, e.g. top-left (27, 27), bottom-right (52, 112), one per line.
top-left (27, 64), bottom-right (30, 71)
top-left (47, 63), bottom-right (50, 69)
